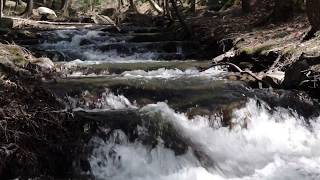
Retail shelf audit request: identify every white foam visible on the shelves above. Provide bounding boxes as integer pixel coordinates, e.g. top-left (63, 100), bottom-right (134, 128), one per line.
top-left (40, 30), bottom-right (159, 62)
top-left (120, 67), bottom-right (225, 79)
top-left (89, 99), bottom-right (320, 180)
top-left (68, 89), bottom-right (136, 111)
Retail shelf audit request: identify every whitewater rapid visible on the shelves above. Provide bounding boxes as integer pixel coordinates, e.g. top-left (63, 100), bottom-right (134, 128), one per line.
top-left (39, 30), bottom-right (159, 62)
top-left (87, 98), bottom-right (320, 180)
top-left (36, 28), bottom-right (320, 180)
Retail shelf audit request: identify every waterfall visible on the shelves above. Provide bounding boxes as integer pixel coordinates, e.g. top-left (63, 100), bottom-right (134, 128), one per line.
top-left (87, 99), bottom-right (320, 180)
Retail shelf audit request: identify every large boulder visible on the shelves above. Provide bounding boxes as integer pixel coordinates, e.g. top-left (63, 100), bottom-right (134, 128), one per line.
top-left (33, 7), bottom-right (57, 20)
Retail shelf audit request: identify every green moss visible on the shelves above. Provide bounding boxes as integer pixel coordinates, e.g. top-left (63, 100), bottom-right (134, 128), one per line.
top-left (2, 45), bottom-right (29, 67)
top-left (240, 43), bottom-right (276, 55)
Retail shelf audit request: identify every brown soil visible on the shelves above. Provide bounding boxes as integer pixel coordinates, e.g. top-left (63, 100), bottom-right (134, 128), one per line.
top-left (0, 44), bottom-right (87, 179)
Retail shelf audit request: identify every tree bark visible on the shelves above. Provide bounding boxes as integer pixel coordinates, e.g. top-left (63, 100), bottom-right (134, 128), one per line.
top-left (0, 0), bottom-right (3, 19)
top-left (14, 0), bottom-right (23, 11)
top-left (60, 0), bottom-right (69, 16)
top-left (128, 0), bottom-right (137, 11)
top-left (169, 0), bottom-right (192, 36)
top-left (190, 0), bottom-right (196, 13)
top-left (306, 0), bottom-right (320, 31)
top-left (147, 0), bottom-right (164, 14)
top-left (20, 0), bottom-right (33, 17)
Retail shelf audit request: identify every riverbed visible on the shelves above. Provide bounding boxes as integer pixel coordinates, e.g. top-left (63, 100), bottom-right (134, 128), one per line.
top-left (23, 26), bottom-right (320, 180)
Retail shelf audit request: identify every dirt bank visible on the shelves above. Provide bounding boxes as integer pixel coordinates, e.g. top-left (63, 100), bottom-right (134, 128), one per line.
top-left (0, 43), bottom-right (91, 179)
top-left (188, 6), bottom-right (319, 97)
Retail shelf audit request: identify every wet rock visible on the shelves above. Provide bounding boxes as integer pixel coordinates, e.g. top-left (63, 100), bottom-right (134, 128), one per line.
top-left (79, 39), bottom-right (93, 46)
top-left (0, 18), bottom-right (13, 29)
top-left (0, 28), bottom-right (10, 36)
top-left (262, 71), bottom-right (285, 87)
top-left (282, 60), bottom-right (309, 88)
top-left (128, 33), bottom-right (176, 42)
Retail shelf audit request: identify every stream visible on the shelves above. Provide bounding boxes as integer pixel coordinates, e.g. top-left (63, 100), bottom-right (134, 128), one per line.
top-left (23, 25), bottom-right (320, 180)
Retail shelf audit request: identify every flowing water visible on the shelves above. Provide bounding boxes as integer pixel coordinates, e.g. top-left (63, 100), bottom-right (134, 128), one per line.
top-left (26, 26), bottom-right (320, 180)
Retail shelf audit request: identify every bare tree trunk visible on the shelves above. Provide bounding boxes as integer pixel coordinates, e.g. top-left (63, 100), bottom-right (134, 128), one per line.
top-left (147, 0), bottom-right (164, 14)
top-left (128, 0), bottom-right (137, 11)
top-left (306, 0), bottom-right (320, 31)
top-left (14, 0), bottom-right (22, 11)
top-left (20, 0), bottom-right (33, 17)
top-left (118, 0), bottom-right (122, 9)
top-left (60, 0), bottom-right (69, 16)
top-left (0, 0), bottom-right (3, 19)
top-left (190, 0), bottom-right (195, 13)
top-left (169, 0), bottom-right (192, 36)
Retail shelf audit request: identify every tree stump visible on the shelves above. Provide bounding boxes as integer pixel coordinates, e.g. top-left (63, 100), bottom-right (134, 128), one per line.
top-left (307, 0), bottom-right (320, 30)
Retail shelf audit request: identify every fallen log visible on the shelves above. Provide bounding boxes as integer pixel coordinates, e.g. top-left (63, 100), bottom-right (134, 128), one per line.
top-left (147, 0), bottom-right (164, 14)
top-left (10, 17), bottom-right (113, 30)
top-left (201, 62), bottom-right (285, 88)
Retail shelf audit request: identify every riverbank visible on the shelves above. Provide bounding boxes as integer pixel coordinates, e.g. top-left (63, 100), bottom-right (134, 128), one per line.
top-left (0, 43), bottom-right (92, 179)
top-left (189, 10), bottom-right (319, 98)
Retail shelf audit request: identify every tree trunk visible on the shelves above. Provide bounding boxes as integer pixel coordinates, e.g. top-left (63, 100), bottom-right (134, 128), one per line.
top-left (306, 0), bottom-right (320, 31)
top-left (147, 0), bottom-right (164, 14)
top-left (0, 0), bottom-right (3, 19)
top-left (20, 0), bottom-right (33, 17)
top-left (169, 0), bottom-right (192, 36)
top-left (60, 0), bottom-right (69, 16)
top-left (128, 0), bottom-right (137, 11)
top-left (190, 0), bottom-right (195, 13)
top-left (15, 0), bottom-right (23, 11)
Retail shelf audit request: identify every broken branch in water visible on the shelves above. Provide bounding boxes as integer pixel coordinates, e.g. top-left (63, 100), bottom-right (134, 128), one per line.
top-left (199, 62), bottom-right (274, 87)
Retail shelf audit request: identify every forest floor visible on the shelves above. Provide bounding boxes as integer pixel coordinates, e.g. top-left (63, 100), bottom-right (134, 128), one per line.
top-left (189, 10), bottom-right (319, 97)
top-left (0, 44), bottom-right (91, 179)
